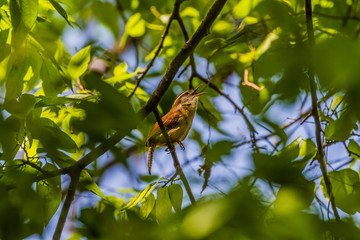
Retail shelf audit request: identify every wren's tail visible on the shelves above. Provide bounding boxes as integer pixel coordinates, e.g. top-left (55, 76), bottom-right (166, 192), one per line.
top-left (147, 143), bottom-right (156, 175)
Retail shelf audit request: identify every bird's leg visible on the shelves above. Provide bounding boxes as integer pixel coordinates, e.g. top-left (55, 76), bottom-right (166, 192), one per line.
top-left (165, 141), bottom-right (185, 152)
top-left (177, 141), bottom-right (185, 150)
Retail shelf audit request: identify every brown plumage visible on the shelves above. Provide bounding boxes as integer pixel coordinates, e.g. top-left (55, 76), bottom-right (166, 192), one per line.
top-left (145, 85), bottom-right (206, 174)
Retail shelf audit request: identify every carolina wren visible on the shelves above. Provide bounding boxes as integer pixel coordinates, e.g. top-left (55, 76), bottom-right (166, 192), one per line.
top-left (145, 85), bottom-right (206, 174)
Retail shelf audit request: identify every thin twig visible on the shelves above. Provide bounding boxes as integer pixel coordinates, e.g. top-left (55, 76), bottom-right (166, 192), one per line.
top-left (194, 73), bottom-right (256, 136)
top-left (175, 11), bottom-right (197, 87)
top-left (305, 0), bottom-right (340, 221)
top-left (128, 1), bottom-right (182, 98)
top-left (153, 108), bottom-right (196, 205)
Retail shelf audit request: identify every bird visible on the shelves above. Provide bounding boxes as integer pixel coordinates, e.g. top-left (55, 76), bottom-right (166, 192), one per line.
top-left (145, 85), bottom-right (206, 174)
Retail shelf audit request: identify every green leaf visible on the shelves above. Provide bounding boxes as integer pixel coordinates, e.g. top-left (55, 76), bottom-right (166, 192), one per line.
top-left (233, 0), bottom-right (262, 19)
top-left (293, 138), bottom-right (317, 171)
top-left (324, 113), bottom-right (357, 141)
top-left (104, 65), bottom-right (139, 84)
top-left (0, 0), bottom-right (6, 7)
top-left (5, 53), bottom-right (27, 101)
top-left (35, 94), bottom-right (93, 107)
top-left (0, 29), bottom-right (11, 62)
top-left (168, 184), bottom-right (183, 213)
top-left (10, 0), bottom-right (22, 31)
top-left (40, 57), bottom-right (66, 96)
top-left (48, 0), bottom-right (72, 26)
top-left (36, 163), bottom-right (61, 224)
top-left (275, 136), bottom-right (302, 160)
top-left (4, 94), bottom-right (36, 119)
top-left (139, 175), bottom-right (159, 183)
top-left (156, 186), bottom-right (173, 223)
top-left (330, 94), bottom-right (344, 110)
top-left (348, 139), bottom-right (360, 159)
top-left (21, 0), bottom-right (38, 29)
top-left (79, 170), bottom-right (105, 199)
top-left (75, 72), bottom-right (140, 139)
top-left (68, 45), bottom-right (91, 79)
top-left (145, 177), bottom-right (165, 198)
top-left (28, 118), bottom-right (77, 152)
top-left (180, 7), bottom-right (200, 18)
top-left (122, 184), bottom-right (151, 210)
top-left (320, 169), bottom-right (360, 215)
top-left (212, 20), bottom-right (233, 34)
top-left (274, 181), bottom-right (315, 213)
top-left (126, 13), bottom-right (145, 37)
top-left (140, 193), bottom-right (155, 219)
top-left (0, 116), bottom-right (24, 161)
top-left (299, 139), bottom-right (317, 159)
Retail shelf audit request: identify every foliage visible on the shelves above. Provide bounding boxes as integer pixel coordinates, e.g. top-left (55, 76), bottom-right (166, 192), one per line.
top-left (1, 0), bottom-right (360, 239)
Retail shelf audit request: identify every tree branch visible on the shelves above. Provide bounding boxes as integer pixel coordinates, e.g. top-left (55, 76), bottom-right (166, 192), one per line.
top-left (53, 170), bottom-right (80, 240)
top-left (36, 0), bottom-right (228, 182)
top-left (128, 0), bottom-right (182, 97)
top-left (153, 108), bottom-right (196, 205)
top-left (139, 0), bottom-right (228, 117)
top-left (305, 0), bottom-right (340, 221)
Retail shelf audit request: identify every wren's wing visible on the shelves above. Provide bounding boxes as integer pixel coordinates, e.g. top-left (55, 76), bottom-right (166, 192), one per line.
top-left (146, 110), bottom-right (181, 143)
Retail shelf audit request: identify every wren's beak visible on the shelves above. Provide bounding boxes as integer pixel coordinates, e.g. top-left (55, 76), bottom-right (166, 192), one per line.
top-left (193, 84), bottom-right (207, 97)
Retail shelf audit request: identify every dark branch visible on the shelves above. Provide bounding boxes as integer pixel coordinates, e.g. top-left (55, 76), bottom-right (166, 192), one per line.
top-left (53, 170), bottom-right (80, 240)
top-left (153, 108), bottom-right (196, 204)
top-left (305, 0), bottom-right (340, 221)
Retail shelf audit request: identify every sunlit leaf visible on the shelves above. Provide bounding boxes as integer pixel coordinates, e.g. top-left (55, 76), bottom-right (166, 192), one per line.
top-left (274, 181), bottom-right (315, 213)
top-left (21, 0), bottom-right (38, 29)
top-left (122, 184), bottom-right (151, 210)
top-left (124, 12), bottom-right (145, 39)
top-left (48, 0), bottom-right (72, 26)
top-left (168, 184), bottom-right (183, 213)
top-left (35, 94), bottom-right (93, 107)
top-left (275, 136), bottom-right (301, 160)
top-left (40, 57), bottom-right (66, 96)
top-left (68, 45), bottom-right (91, 79)
top-left (79, 170), bottom-right (105, 199)
top-left (324, 112), bottom-right (357, 141)
top-left (28, 118), bottom-right (77, 152)
top-left (156, 186), bottom-right (173, 223)
top-left (140, 193), bottom-right (155, 219)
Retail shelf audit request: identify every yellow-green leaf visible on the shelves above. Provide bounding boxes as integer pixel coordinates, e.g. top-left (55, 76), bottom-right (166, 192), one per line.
top-left (126, 13), bottom-right (145, 37)
top-left (68, 45), bottom-right (91, 79)
top-left (156, 186), bottom-right (173, 223)
top-left (140, 193), bottom-right (155, 219)
top-left (168, 184), bottom-right (183, 213)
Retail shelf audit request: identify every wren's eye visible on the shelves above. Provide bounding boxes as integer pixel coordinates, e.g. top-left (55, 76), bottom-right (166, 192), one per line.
top-left (184, 92), bottom-right (189, 95)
